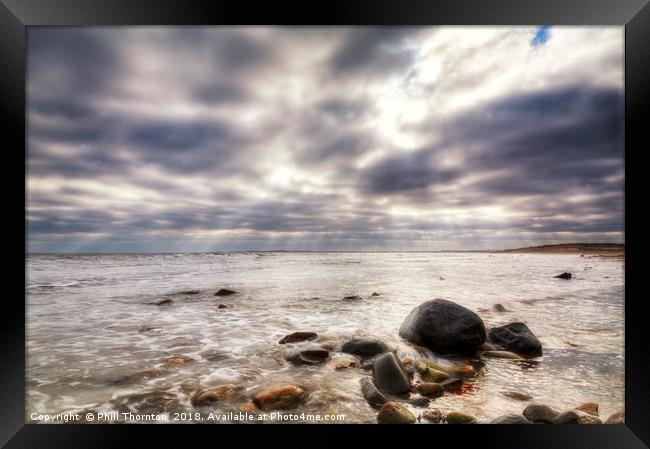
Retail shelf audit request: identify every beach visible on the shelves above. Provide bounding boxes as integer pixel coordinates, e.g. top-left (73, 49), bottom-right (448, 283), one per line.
top-left (26, 250), bottom-right (624, 424)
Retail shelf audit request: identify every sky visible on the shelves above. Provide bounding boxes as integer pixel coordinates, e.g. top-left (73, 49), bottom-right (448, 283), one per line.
top-left (27, 26), bottom-right (624, 252)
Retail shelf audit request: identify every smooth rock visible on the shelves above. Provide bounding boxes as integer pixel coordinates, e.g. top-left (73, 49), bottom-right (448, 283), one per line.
top-left (523, 404), bottom-right (560, 423)
top-left (370, 292), bottom-right (381, 297)
top-left (553, 410), bottom-right (581, 424)
top-left (163, 356), bottom-right (194, 367)
top-left (449, 364), bottom-right (477, 378)
top-left (191, 384), bottom-right (245, 406)
top-left (553, 272), bottom-right (572, 279)
top-left (421, 409), bottom-right (445, 423)
top-left (341, 338), bottom-right (389, 356)
top-left (109, 369), bottom-right (164, 386)
top-left (377, 402), bottom-right (416, 424)
top-left (238, 401), bottom-right (257, 413)
top-left (415, 382), bottom-right (444, 398)
top-left (490, 414), bottom-right (532, 424)
top-left (415, 360), bottom-right (450, 382)
top-left (342, 295), bottom-right (362, 301)
top-left (200, 349), bottom-right (229, 362)
top-left (326, 356), bottom-right (359, 371)
top-left (404, 397), bottom-right (431, 407)
top-left (399, 299), bottom-right (486, 354)
top-left (577, 414), bottom-right (602, 424)
top-left (446, 411), bottom-right (477, 424)
top-left (373, 352), bottom-right (411, 395)
top-left (286, 349), bottom-right (330, 365)
top-left (494, 303), bottom-right (507, 312)
top-left (501, 390), bottom-right (533, 401)
top-left (215, 288), bottom-right (237, 296)
top-left (605, 411), bottom-right (624, 424)
top-left (487, 322), bottom-right (543, 357)
top-left (575, 402), bottom-right (599, 416)
top-left (217, 303), bottom-right (233, 309)
top-left (279, 332), bottom-right (318, 344)
top-left (482, 350), bottom-right (524, 360)
top-left (441, 378), bottom-right (465, 393)
top-left (359, 377), bottom-right (388, 408)
top-left (252, 385), bottom-right (308, 411)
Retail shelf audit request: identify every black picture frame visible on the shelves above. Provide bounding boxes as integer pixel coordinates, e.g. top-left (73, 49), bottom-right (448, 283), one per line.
top-left (2, 0), bottom-right (649, 447)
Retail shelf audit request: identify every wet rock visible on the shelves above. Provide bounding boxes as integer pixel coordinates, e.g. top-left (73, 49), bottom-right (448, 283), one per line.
top-left (482, 350), bottom-right (524, 360)
top-left (360, 377), bottom-right (388, 408)
top-left (252, 385), bottom-right (308, 411)
top-left (286, 349), bottom-right (330, 365)
top-left (553, 272), bottom-right (572, 279)
top-left (441, 379), bottom-right (465, 393)
top-left (605, 411), bottom-right (624, 424)
top-left (501, 390), bottom-right (533, 401)
top-left (420, 409), bottom-right (444, 423)
top-left (577, 414), bottom-right (602, 424)
top-left (552, 410), bottom-right (581, 424)
top-left (415, 360), bottom-right (450, 382)
top-left (191, 384), bottom-right (245, 407)
top-left (180, 290), bottom-right (201, 295)
top-left (217, 303), bottom-right (233, 309)
top-left (377, 402), bottom-right (416, 424)
top-left (279, 332), bottom-right (318, 344)
top-left (112, 391), bottom-right (180, 415)
top-left (326, 356), bottom-right (359, 371)
top-left (342, 295), bottom-right (362, 301)
top-left (494, 303), bottom-right (507, 312)
top-left (446, 411), bottom-right (477, 424)
top-left (200, 349), bottom-right (229, 362)
top-left (415, 382), bottom-right (444, 398)
top-left (163, 356), bottom-right (194, 367)
top-left (490, 414), bottom-right (531, 424)
top-left (238, 401), bottom-right (257, 413)
top-left (109, 369), bottom-right (165, 386)
top-left (370, 292), bottom-right (381, 297)
top-left (487, 322), bottom-right (543, 357)
top-left (477, 342), bottom-right (499, 351)
top-left (449, 364), bottom-right (477, 378)
top-left (404, 397), bottom-right (430, 407)
top-left (398, 299), bottom-right (486, 354)
top-left (574, 402), bottom-right (599, 416)
top-left (215, 288), bottom-right (237, 296)
top-left (150, 299), bottom-right (173, 306)
top-left (523, 404), bottom-right (560, 423)
top-left (341, 338), bottom-right (389, 356)
top-left (373, 352), bottom-right (411, 395)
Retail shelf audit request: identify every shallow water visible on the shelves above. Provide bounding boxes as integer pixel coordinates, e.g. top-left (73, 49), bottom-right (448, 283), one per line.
top-left (26, 252), bottom-right (624, 423)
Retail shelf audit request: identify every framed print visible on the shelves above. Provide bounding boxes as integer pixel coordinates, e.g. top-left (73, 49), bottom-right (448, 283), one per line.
top-left (1, 0), bottom-right (649, 447)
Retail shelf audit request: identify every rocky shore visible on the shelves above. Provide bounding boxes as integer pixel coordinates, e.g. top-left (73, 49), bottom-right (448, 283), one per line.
top-left (45, 285), bottom-right (625, 425)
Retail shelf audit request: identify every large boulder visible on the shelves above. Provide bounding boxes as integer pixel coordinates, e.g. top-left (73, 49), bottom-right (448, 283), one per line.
top-left (399, 299), bottom-right (486, 354)
top-left (373, 352), bottom-right (411, 395)
top-left (487, 322), bottom-right (542, 357)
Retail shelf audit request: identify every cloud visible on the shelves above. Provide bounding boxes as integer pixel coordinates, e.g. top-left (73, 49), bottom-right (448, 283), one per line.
top-left (26, 27), bottom-right (624, 252)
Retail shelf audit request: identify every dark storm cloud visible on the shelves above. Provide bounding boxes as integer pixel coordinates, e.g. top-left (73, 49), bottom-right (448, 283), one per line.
top-left (363, 148), bottom-right (461, 194)
top-left (26, 27), bottom-right (624, 252)
top-left (364, 84), bottom-right (623, 199)
top-left (329, 27), bottom-right (423, 77)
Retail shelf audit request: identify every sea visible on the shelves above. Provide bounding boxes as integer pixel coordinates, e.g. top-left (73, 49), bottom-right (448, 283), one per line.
top-left (26, 252), bottom-right (625, 423)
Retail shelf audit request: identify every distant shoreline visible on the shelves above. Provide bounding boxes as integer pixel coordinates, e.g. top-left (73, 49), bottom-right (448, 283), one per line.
top-left (500, 243), bottom-right (624, 258)
top-left (26, 243), bottom-right (625, 256)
